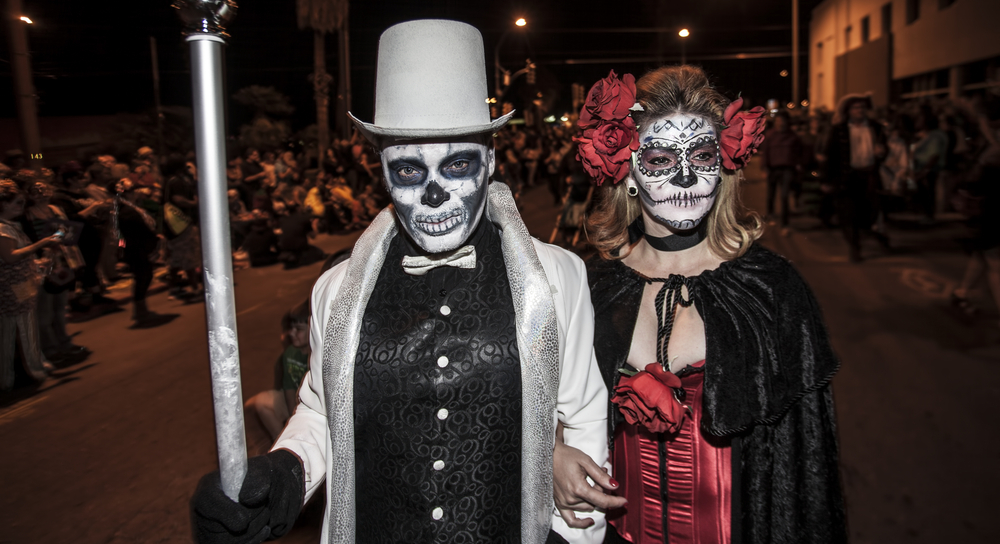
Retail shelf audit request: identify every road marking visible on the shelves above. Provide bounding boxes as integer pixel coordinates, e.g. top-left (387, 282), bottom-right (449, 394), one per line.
top-left (892, 267), bottom-right (956, 299)
top-left (236, 302), bottom-right (265, 316)
top-left (0, 395), bottom-right (48, 425)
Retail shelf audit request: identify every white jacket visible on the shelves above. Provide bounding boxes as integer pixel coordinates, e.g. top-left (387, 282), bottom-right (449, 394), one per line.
top-left (274, 183), bottom-right (608, 543)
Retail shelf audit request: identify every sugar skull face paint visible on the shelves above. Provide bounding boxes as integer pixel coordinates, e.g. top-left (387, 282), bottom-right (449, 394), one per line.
top-left (632, 113), bottom-right (721, 231)
top-left (381, 140), bottom-right (494, 254)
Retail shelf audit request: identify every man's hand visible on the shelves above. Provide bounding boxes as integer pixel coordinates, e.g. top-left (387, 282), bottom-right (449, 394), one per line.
top-left (190, 449), bottom-right (304, 544)
top-left (553, 437), bottom-right (627, 529)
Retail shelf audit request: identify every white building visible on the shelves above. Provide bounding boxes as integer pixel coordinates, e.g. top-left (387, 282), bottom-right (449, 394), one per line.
top-left (809, 0), bottom-right (1000, 111)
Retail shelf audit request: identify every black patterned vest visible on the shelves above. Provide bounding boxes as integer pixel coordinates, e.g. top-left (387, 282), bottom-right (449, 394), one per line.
top-left (354, 221), bottom-right (522, 543)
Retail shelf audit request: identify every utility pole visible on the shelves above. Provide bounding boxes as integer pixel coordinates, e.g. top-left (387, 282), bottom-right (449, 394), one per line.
top-left (792, 0), bottom-right (800, 107)
top-left (150, 36), bottom-right (166, 160)
top-left (5, 0), bottom-right (42, 167)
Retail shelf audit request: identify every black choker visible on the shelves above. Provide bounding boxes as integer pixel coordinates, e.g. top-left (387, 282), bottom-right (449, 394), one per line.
top-left (628, 216), bottom-right (707, 252)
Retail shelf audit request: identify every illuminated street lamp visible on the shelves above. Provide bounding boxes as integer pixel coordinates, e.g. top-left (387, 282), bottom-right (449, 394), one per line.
top-left (678, 28), bottom-right (690, 65)
top-left (495, 17), bottom-right (527, 99)
top-left (6, 0), bottom-right (42, 167)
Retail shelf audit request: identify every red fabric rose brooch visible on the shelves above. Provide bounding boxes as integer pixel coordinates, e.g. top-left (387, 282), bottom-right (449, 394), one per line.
top-left (719, 97), bottom-right (767, 170)
top-left (612, 363), bottom-right (689, 434)
top-left (574, 70), bottom-right (640, 186)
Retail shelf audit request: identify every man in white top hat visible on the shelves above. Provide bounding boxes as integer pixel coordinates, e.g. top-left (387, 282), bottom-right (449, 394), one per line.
top-left (191, 19), bottom-right (608, 544)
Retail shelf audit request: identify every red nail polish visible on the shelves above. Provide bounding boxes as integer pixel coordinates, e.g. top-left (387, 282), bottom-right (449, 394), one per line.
top-left (609, 478), bottom-right (619, 487)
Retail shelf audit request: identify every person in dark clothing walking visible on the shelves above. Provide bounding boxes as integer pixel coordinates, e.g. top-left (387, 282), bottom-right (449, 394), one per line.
top-left (824, 94), bottom-right (887, 262)
top-left (758, 111), bottom-right (803, 229)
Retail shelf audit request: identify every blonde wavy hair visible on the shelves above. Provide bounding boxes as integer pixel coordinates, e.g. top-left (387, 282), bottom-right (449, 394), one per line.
top-left (586, 65), bottom-right (762, 261)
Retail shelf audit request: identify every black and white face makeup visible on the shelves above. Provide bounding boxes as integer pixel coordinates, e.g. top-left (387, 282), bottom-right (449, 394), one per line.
top-left (381, 140), bottom-right (494, 254)
top-left (632, 113), bottom-right (721, 231)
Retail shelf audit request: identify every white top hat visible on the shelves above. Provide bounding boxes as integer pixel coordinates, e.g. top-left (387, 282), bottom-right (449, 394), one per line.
top-left (348, 19), bottom-right (514, 142)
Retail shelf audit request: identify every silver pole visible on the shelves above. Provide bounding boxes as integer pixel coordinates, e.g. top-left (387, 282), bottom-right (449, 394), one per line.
top-left (176, 0), bottom-right (245, 501)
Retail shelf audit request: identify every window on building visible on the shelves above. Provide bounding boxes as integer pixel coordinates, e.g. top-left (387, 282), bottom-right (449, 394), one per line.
top-left (845, 25), bottom-right (852, 47)
top-left (817, 41), bottom-right (823, 64)
top-left (906, 0), bottom-right (920, 24)
top-left (861, 16), bottom-right (871, 43)
top-left (882, 3), bottom-right (892, 35)
top-left (939, 0), bottom-right (957, 9)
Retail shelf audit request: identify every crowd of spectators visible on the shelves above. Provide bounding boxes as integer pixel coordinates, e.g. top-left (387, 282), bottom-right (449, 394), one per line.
top-left (0, 129), bottom-right (398, 391)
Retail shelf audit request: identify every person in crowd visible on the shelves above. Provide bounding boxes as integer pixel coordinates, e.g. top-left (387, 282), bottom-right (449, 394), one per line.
top-left (275, 201), bottom-right (323, 270)
top-left (1, 179), bottom-right (60, 390)
top-left (911, 107), bottom-right (949, 223)
top-left (163, 157), bottom-right (203, 300)
top-left (274, 150), bottom-right (299, 187)
top-left (244, 301), bottom-right (311, 444)
top-left (241, 217), bottom-right (280, 268)
top-left (758, 110), bottom-right (803, 231)
top-left (115, 179), bottom-right (173, 326)
top-left (191, 20), bottom-right (607, 544)
top-left (951, 99), bottom-right (1000, 322)
top-left (554, 66), bottom-right (846, 543)
top-left (21, 181), bottom-right (89, 363)
top-left (259, 150), bottom-right (278, 191)
top-left (825, 94), bottom-right (887, 262)
top-left (240, 148), bottom-right (268, 210)
top-left (52, 162), bottom-right (114, 311)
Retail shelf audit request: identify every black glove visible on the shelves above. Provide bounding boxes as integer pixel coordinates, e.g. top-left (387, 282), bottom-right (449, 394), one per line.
top-left (191, 449), bottom-right (305, 544)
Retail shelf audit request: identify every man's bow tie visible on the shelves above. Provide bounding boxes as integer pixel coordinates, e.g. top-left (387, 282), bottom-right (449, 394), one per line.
top-left (401, 245), bottom-right (477, 276)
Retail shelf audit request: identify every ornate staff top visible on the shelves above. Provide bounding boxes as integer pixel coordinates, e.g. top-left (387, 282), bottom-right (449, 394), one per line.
top-left (174, 0), bottom-right (237, 36)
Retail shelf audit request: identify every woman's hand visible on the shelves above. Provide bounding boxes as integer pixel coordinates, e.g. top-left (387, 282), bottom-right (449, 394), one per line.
top-left (553, 424), bottom-right (627, 528)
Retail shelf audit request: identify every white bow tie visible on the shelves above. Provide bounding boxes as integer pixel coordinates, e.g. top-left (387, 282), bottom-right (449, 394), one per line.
top-left (401, 245), bottom-right (477, 276)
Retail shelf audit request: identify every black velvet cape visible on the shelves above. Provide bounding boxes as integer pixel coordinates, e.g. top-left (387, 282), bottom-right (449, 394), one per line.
top-left (587, 244), bottom-right (847, 544)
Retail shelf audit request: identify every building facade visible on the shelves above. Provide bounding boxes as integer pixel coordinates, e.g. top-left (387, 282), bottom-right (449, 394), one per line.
top-left (809, 0), bottom-right (1000, 111)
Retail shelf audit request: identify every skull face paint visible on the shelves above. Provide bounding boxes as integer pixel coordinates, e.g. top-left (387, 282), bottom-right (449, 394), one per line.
top-left (633, 113), bottom-right (721, 231)
top-left (381, 141), bottom-right (493, 254)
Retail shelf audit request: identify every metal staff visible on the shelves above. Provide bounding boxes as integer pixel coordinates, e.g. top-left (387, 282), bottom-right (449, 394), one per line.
top-left (175, 0), bottom-right (246, 501)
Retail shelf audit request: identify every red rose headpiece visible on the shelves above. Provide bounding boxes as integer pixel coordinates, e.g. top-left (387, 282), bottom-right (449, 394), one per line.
top-left (719, 97), bottom-right (767, 170)
top-left (574, 70), bottom-right (640, 186)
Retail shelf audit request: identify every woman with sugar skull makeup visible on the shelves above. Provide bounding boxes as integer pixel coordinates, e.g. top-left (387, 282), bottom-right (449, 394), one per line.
top-left (553, 66), bottom-right (846, 543)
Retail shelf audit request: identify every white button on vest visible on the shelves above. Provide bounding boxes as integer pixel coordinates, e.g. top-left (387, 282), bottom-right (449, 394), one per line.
top-left (432, 507), bottom-right (444, 520)
top-left (437, 408), bottom-right (449, 420)
top-left (439, 305), bottom-right (451, 316)
top-left (437, 355), bottom-right (449, 368)
top-left (433, 460), bottom-right (445, 471)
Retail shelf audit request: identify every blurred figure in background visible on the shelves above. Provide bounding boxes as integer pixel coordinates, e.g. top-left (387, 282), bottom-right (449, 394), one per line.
top-left (951, 99), bottom-right (1000, 323)
top-left (22, 181), bottom-right (88, 363)
top-left (825, 94), bottom-right (887, 262)
top-left (1, 179), bottom-right (60, 390)
top-left (911, 107), bottom-right (948, 224)
top-left (162, 157), bottom-right (203, 300)
top-left (759, 110), bottom-right (803, 231)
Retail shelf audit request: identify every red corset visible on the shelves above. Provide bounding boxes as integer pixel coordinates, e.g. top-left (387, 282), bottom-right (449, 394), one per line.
top-left (608, 362), bottom-right (732, 544)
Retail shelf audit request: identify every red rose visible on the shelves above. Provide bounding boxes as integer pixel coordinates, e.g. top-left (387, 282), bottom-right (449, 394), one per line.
top-left (579, 70), bottom-right (637, 128)
top-left (574, 118), bottom-right (638, 186)
top-left (611, 363), bottom-right (688, 434)
top-left (719, 97), bottom-right (767, 170)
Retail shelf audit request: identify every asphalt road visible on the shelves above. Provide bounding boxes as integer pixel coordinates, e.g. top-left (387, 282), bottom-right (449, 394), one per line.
top-left (1, 171), bottom-right (997, 543)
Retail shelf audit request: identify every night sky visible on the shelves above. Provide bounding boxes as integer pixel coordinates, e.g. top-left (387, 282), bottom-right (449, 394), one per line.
top-left (0, 0), bottom-right (823, 134)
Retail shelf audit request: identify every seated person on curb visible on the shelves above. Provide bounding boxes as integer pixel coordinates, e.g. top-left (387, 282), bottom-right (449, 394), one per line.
top-left (244, 302), bottom-right (310, 448)
top-left (191, 20), bottom-right (609, 544)
top-left (276, 202), bottom-right (324, 269)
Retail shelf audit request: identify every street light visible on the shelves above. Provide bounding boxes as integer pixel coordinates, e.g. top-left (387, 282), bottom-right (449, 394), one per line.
top-left (19, 16), bottom-right (33, 24)
top-left (494, 18), bottom-right (527, 99)
top-left (678, 28), bottom-right (690, 65)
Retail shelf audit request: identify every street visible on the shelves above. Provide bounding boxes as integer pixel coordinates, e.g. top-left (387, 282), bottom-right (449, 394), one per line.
top-left (2, 171), bottom-right (998, 544)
